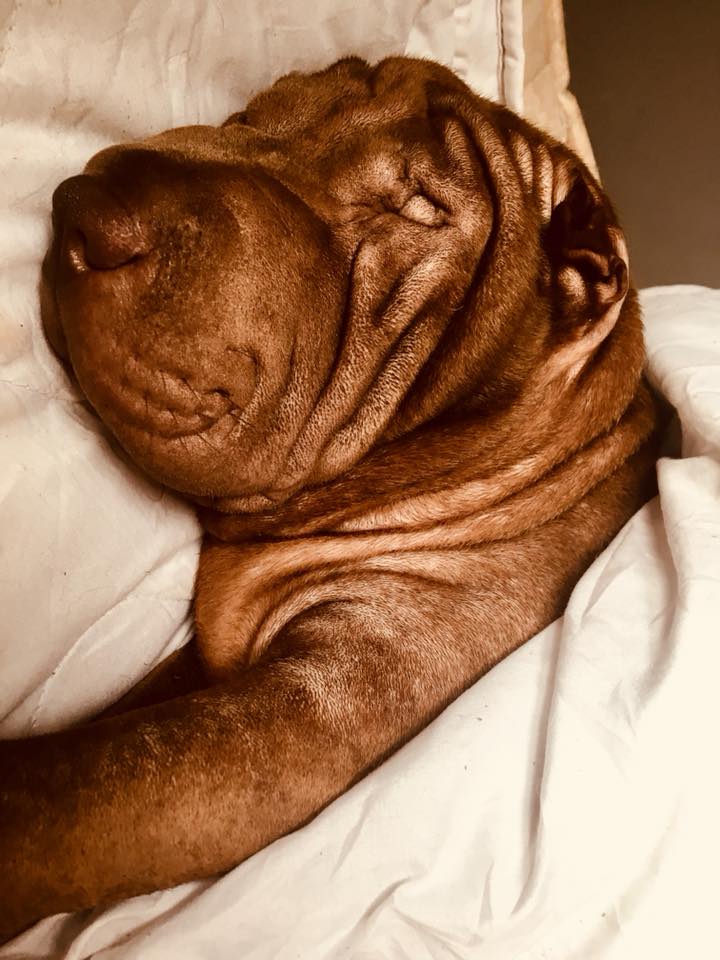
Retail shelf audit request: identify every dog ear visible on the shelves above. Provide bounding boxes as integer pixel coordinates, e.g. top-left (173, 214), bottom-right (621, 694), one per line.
top-left (542, 167), bottom-right (629, 377)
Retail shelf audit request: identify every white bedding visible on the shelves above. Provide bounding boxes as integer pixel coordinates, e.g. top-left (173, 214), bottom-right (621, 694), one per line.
top-left (2, 4), bottom-right (719, 958)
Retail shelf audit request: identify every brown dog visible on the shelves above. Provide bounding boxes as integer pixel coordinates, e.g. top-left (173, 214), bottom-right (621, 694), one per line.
top-left (0, 56), bottom-right (660, 940)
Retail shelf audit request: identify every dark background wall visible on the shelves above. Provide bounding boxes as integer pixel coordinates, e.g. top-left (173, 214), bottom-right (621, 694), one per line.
top-left (563, 0), bottom-right (720, 289)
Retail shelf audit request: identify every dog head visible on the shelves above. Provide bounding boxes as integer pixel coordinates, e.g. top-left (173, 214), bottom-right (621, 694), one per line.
top-left (42, 57), bottom-right (636, 516)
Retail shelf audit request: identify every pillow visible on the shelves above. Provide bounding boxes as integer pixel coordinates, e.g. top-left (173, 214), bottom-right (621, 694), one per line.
top-left (521, 0), bottom-right (598, 175)
top-left (0, 0), bottom-right (530, 736)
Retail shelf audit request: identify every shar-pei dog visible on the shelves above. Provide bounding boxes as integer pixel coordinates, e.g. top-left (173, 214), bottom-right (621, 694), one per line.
top-left (0, 57), bottom-right (661, 938)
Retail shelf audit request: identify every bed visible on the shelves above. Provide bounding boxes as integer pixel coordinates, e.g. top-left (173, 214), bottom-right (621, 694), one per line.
top-left (1, 1), bottom-right (718, 956)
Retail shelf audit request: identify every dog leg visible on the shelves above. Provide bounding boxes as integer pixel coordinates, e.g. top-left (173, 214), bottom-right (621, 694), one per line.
top-left (0, 601), bottom-right (484, 940)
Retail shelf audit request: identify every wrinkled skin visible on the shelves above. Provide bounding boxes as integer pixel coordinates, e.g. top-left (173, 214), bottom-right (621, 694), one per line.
top-left (1, 57), bottom-right (661, 940)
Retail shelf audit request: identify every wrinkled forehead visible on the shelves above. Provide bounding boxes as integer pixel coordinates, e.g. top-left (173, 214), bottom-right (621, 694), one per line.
top-left (237, 56), bottom-right (476, 138)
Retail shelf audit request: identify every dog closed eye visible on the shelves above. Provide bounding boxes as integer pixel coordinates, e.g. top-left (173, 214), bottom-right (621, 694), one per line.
top-left (343, 189), bottom-right (446, 227)
top-left (396, 193), bottom-right (446, 226)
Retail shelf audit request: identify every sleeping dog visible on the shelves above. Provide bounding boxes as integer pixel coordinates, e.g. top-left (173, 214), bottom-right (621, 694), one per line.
top-left (0, 57), bottom-right (660, 938)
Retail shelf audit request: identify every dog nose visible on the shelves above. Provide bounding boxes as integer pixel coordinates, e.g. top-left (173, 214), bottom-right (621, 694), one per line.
top-left (52, 174), bottom-right (152, 272)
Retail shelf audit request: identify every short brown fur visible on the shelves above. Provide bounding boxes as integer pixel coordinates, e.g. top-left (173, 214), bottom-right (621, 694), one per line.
top-left (0, 57), bottom-right (660, 940)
